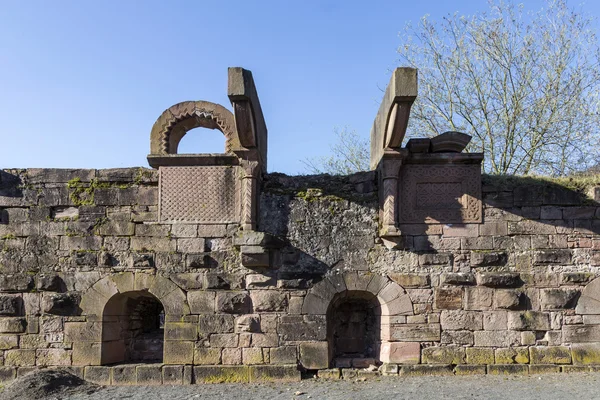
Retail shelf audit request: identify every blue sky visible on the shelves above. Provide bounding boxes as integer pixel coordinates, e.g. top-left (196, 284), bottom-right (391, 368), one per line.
top-left (0, 0), bottom-right (594, 174)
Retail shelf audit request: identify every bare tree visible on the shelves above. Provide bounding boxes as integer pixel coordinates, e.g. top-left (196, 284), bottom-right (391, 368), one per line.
top-left (302, 128), bottom-right (370, 175)
top-left (400, 0), bottom-right (600, 176)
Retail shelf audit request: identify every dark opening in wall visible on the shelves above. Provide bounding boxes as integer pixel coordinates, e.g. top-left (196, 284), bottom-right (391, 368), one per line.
top-left (101, 291), bottom-right (164, 365)
top-left (327, 291), bottom-right (380, 368)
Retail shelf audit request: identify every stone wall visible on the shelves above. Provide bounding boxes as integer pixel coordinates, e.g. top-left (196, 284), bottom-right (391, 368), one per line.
top-left (1, 167), bottom-right (600, 383)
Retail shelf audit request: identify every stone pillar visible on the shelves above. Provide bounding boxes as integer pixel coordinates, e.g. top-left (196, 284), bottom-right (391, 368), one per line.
top-left (380, 158), bottom-right (402, 236)
top-left (240, 160), bottom-right (260, 231)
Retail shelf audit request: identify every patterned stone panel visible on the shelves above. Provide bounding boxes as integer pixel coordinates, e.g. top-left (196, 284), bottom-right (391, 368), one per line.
top-left (159, 166), bottom-right (239, 223)
top-left (399, 164), bottom-right (481, 223)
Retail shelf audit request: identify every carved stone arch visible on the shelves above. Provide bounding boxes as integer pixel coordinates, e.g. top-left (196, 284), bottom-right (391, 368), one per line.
top-left (149, 100), bottom-right (238, 155)
top-left (73, 273), bottom-right (189, 366)
top-left (575, 277), bottom-right (600, 315)
top-left (302, 272), bottom-right (413, 317)
top-left (79, 272), bottom-right (190, 318)
top-left (301, 272), bottom-right (413, 367)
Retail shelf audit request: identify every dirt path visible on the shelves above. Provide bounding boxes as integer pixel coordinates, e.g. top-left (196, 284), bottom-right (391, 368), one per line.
top-left (53, 373), bottom-right (600, 400)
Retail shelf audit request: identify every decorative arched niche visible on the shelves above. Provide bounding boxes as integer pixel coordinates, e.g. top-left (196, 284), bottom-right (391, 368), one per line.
top-left (72, 273), bottom-right (189, 366)
top-left (147, 67), bottom-right (267, 232)
top-left (301, 272), bottom-right (413, 367)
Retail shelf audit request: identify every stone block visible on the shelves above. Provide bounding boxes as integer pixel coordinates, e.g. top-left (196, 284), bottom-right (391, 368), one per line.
top-left (234, 314), bottom-right (260, 333)
top-left (164, 341), bottom-right (194, 364)
top-left (434, 287), bottom-right (463, 310)
top-left (270, 346), bottom-right (297, 364)
top-left (471, 252), bottom-right (507, 267)
top-left (418, 253), bottom-right (452, 267)
top-left (4, 349), bottom-right (35, 366)
top-left (454, 365), bottom-right (487, 375)
top-left (440, 273), bottom-right (475, 286)
top-left (0, 295), bottom-right (21, 316)
top-left (318, 368), bottom-right (341, 379)
top-left (533, 250), bottom-right (571, 265)
top-left (562, 366), bottom-right (591, 373)
top-left (522, 331), bottom-right (536, 345)
top-left (0, 317), bottom-right (26, 333)
top-left (242, 347), bottom-right (264, 365)
top-left (84, 366), bottom-right (112, 385)
top-left (0, 366), bottom-right (16, 383)
top-left (422, 346), bottom-right (465, 364)
top-left (197, 224), bottom-right (228, 238)
top-left (0, 275), bottom-right (33, 293)
top-left (177, 238), bottom-right (206, 253)
top-left (188, 291), bottom-right (215, 314)
top-left (572, 343), bottom-right (600, 365)
top-left (36, 348), bottom-right (70, 366)
top-left (406, 289), bottom-right (432, 304)
top-left (561, 272), bottom-right (594, 285)
top-left (530, 346), bottom-right (571, 364)
top-left (483, 311), bottom-right (508, 331)
top-left (165, 322), bottom-right (198, 341)
top-left (216, 292), bottom-right (251, 314)
top-left (130, 237), bottom-right (176, 252)
top-left (198, 314), bottom-right (234, 334)
top-left (540, 288), bottom-right (579, 310)
top-left (508, 220), bottom-right (555, 235)
top-left (299, 342), bottom-right (329, 369)
top-left (507, 311), bottom-right (550, 331)
top-left (464, 287), bottom-right (493, 310)
top-left (493, 290), bottom-right (521, 309)
top-left (380, 342), bottom-right (420, 364)
top-left (474, 331), bottom-right (520, 347)
top-left (210, 333), bottom-right (238, 348)
top-left (441, 330), bottom-right (473, 345)
top-left (245, 274), bottom-right (275, 289)
top-left (529, 364), bottom-right (560, 374)
top-left (399, 365), bottom-right (453, 376)
top-left (466, 347), bottom-right (494, 365)
top-left (112, 365), bottom-right (137, 385)
top-left (251, 333), bottom-right (278, 347)
top-left (222, 348), bottom-right (242, 365)
top-left (279, 315), bottom-right (326, 341)
top-left (390, 324), bottom-right (440, 341)
top-left (193, 366), bottom-right (250, 383)
top-left (250, 365), bottom-right (300, 382)
top-left (42, 293), bottom-right (80, 316)
top-left (136, 365), bottom-right (162, 385)
top-left (389, 273), bottom-right (431, 287)
top-left (563, 325), bottom-right (600, 343)
top-left (487, 364), bottom-right (528, 375)
top-left (251, 291), bottom-right (288, 312)
top-left (194, 347), bottom-right (222, 365)
top-left (476, 273), bottom-right (521, 288)
top-left (440, 310), bottom-right (483, 330)
top-left (0, 335), bottom-right (18, 350)
top-left (495, 347), bottom-right (529, 364)
top-left (72, 342), bottom-right (101, 366)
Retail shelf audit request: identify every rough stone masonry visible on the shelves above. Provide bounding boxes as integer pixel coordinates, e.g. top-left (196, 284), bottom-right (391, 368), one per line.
top-left (2, 67), bottom-right (600, 385)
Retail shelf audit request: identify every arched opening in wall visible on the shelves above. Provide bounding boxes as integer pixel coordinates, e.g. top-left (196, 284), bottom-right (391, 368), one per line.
top-left (176, 127), bottom-right (227, 154)
top-left (101, 291), bottom-right (165, 365)
top-left (327, 291), bottom-right (381, 368)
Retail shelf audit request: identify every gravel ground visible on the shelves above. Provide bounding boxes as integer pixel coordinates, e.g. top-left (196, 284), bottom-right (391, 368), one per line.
top-left (54, 373), bottom-right (600, 400)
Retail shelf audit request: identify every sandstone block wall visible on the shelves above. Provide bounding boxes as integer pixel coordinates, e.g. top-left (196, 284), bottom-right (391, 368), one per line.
top-left (1, 167), bottom-right (600, 382)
